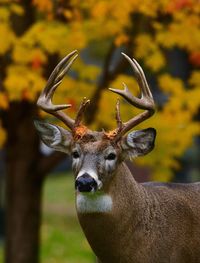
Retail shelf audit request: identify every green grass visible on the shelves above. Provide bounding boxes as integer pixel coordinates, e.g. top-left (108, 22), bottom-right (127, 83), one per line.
top-left (41, 173), bottom-right (94, 263)
top-left (0, 245), bottom-right (3, 263)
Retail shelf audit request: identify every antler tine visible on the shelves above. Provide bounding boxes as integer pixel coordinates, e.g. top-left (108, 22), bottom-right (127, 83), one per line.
top-left (109, 53), bottom-right (155, 139)
top-left (109, 53), bottom-right (154, 110)
top-left (74, 97), bottom-right (90, 128)
top-left (37, 50), bottom-right (78, 130)
top-left (123, 53), bottom-right (152, 98)
top-left (115, 99), bottom-right (123, 132)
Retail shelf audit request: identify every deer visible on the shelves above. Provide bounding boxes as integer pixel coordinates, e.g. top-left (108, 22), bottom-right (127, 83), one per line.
top-left (34, 50), bottom-right (200, 263)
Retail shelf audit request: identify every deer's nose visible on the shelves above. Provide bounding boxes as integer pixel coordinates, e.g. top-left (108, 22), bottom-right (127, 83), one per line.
top-left (75, 173), bottom-right (98, 192)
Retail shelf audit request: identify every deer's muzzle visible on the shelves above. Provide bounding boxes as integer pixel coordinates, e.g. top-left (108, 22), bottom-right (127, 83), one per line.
top-left (75, 173), bottom-right (98, 193)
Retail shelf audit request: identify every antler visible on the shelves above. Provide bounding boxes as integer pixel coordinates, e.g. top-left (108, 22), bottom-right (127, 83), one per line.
top-left (37, 51), bottom-right (154, 139)
top-left (109, 53), bottom-right (155, 140)
top-left (37, 50), bottom-right (90, 131)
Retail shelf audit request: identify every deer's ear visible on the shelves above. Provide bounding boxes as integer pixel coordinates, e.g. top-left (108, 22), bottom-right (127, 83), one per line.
top-left (121, 128), bottom-right (156, 158)
top-left (34, 120), bottom-right (73, 153)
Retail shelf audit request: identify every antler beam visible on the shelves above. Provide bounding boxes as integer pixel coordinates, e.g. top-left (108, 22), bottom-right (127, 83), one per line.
top-left (37, 50), bottom-right (90, 131)
top-left (109, 53), bottom-right (155, 140)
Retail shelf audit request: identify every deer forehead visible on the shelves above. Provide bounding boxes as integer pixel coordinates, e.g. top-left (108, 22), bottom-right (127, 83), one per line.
top-left (74, 139), bottom-right (117, 154)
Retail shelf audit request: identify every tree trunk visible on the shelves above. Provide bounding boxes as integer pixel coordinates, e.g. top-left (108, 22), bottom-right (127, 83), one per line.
top-left (3, 101), bottom-right (44, 263)
top-left (5, 169), bottom-right (43, 263)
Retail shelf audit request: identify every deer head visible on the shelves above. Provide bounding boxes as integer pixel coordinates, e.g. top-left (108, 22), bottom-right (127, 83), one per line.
top-left (34, 50), bottom-right (156, 193)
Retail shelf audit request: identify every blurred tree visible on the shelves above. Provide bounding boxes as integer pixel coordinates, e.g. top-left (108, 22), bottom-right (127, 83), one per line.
top-left (0, 0), bottom-right (200, 263)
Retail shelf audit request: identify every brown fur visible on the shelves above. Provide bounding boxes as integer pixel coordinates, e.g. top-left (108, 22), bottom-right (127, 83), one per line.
top-left (77, 163), bottom-right (200, 263)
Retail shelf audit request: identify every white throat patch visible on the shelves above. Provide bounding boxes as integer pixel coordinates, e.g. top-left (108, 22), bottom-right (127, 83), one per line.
top-left (76, 193), bottom-right (113, 213)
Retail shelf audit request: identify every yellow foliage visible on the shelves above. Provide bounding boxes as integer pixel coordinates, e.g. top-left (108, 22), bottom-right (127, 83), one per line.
top-left (19, 21), bottom-right (86, 55)
top-left (0, 92), bottom-right (9, 109)
top-left (0, 124), bottom-right (6, 148)
top-left (75, 62), bottom-right (100, 82)
top-left (135, 34), bottom-right (154, 58)
top-left (32, 0), bottom-right (53, 14)
top-left (0, 23), bottom-right (16, 54)
top-left (95, 89), bottom-right (117, 131)
top-left (135, 34), bottom-right (165, 71)
top-left (189, 71), bottom-right (200, 87)
top-left (115, 34), bottom-right (129, 47)
top-left (159, 74), bottom-right (200, 116)
top-left (10, 3), bottom-right (24, 15)
top-left (145, 50), bottom-right (165, 72)
top-left (137, 0), bottom-right (159, 17)
top-left (4, 65), bottom-right (46, 101)
top-left (169, 16), bottom-right (200, 52)
top-left (158, 74), bottom-right (184, 95)
top-left (0, 7), bottom-right (10, 21)
top-left (13, 45), bottom-right (47, 65)
top-left (82, 1), bottom-right (134, 41)
top-left (91, 1), bottom-right (110, 19)
top-left (156, 11), bottom-right (200, 52)
top-left (28, 22), bottom-right (70, 54)
top-left (64, 23), bottom-right (87, 52)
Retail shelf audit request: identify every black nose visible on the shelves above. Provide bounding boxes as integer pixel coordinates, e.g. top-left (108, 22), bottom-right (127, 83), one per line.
top-left (75, 173), bottom-right (98, 192)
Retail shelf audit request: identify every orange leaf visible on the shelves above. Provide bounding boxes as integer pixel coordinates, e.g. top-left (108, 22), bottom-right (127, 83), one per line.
top-left (189, 52), bottom-right (200, 66)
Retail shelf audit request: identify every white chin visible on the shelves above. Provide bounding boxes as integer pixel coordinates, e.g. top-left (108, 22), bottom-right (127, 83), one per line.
top-left (76, 193), bottom-right (113, 213)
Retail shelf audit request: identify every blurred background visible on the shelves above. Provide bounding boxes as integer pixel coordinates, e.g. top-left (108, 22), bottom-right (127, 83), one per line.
top-left (0, 0), bottom-right (200, 262)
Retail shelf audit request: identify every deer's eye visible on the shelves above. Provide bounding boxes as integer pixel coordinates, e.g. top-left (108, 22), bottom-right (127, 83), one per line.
top-left (106, 153), bottom-right (116, 160)
top-left (72, 151), bottom-right (80, 159)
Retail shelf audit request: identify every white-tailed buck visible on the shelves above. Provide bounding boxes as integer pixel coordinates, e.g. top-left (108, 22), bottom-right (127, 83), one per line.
top-left (35, 50), bottom-right (200, 263)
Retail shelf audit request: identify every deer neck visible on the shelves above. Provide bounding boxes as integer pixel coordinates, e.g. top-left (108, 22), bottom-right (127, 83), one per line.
top-left (76, 162), bottom-right (145, 215)
top-left (76, 162), bottom-right (146, 262)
